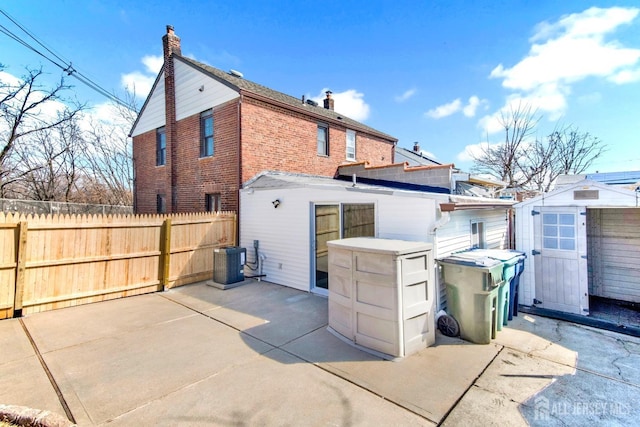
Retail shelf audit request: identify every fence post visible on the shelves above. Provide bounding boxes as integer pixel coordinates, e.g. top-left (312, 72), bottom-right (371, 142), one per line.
top-left (13, 221), bottom-right (28, 317)
top-left (233, 213), bottom-right (238, 246)
top-left (159, 218), bottom-right (172, 291)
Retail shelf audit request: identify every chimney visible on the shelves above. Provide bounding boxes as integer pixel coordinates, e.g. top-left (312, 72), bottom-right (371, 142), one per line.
top-left (413, 141), bottom-right (421, 153)
top-left (323, 90), bottom-right (334, 110)
top-left (162, 25), bottom-right (182, 64)
top-left (162, 25), bottom-right (181, 212)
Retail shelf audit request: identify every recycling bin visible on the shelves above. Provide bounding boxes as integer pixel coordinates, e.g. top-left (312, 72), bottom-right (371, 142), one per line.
top-left (462, 249), bottom-right (525, 329)
top-left (437, 253), bottom-right (504, 344)
top-left (508, 253), bottom-right (527, 320)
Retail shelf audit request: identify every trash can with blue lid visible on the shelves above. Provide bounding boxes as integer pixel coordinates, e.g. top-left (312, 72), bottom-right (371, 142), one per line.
top-left (461, 249), bottom-right (525, 329)
top-left (508, 252), bottom-right (527, 320)
top-left (437, 253), bottom-right (504, 344)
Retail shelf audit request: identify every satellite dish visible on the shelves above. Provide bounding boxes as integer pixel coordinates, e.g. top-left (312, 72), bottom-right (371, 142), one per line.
top-left (229, 69), bottom-right (244, 78)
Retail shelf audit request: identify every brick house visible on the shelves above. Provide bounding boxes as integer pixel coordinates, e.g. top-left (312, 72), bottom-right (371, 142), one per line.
top-left (130, 26), bottom-right (397, 214)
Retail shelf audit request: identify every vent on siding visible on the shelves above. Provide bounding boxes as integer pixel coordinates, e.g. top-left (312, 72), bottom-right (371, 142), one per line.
top-left (574, 190), bottom-right (599, 200)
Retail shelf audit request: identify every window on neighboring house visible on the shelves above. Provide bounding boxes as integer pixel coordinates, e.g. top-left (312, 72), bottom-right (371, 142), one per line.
top-left (205, 193), bottom-right (221, 212)
top-left (156, 194), bottom-right (166, 214)
top-left (471, 220), bottom-right (486, 249)
top-left (317, 123), bottom-right (329, 156)
top-left (346, 129), bottom-right (356, 161)
top-left (200, 109), bottom-right (214, 157)
top-left (156, 127), bottom-right (166, 166)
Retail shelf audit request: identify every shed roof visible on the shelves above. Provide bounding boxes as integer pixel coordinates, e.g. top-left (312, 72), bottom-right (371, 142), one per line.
top-left (515, 179), bottom-right (639, 208)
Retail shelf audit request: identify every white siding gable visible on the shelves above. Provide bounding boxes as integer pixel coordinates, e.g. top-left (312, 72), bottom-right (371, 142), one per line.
top-left (130, 72), bottom-right (166, 137)
top-left (174, 59), bottom-right (239, 121)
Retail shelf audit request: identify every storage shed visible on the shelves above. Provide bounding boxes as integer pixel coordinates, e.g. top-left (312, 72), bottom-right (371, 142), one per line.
top-left (514, 179), bottom-right (640, 316)
top-left (239, 171), bottom-right (513, 311)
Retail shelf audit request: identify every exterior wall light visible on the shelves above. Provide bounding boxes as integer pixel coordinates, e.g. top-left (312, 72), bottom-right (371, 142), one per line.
top-left (272, 199), bottom-right (281, 208)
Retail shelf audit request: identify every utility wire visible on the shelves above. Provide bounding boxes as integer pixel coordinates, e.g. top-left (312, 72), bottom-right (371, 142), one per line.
top-left (0, 9), bottom-right (131, 108)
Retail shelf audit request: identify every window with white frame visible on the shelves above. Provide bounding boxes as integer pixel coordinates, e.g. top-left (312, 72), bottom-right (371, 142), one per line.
top-left (205, 193), bottom-right (221, 212)
top-left (471, 220), bottom-right (486, 249)
top-left (346, 129), bottom-right (356, 161)
top-left (542, 213), bottom-right (576, 250)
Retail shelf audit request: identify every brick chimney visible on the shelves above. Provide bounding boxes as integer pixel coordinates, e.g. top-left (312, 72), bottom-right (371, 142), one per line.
top-left (413, 141), bottom-right (421, 153)
top-left (162, 25), bottom-right (181, 212)
top-left (323, 90), bottom-right (334, 110)
top-left (162, 25), bottom-right (182, 62)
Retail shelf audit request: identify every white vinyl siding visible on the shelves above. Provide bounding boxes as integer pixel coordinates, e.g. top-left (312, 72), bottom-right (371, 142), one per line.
top-left (346, 129), bottom-right (356, 161)
top-left (131, 73), bottom-right (166, 137)
top-left (174, 59), bottom-right (239, 121)
top-left (240, 187), bottom-right (438, 292)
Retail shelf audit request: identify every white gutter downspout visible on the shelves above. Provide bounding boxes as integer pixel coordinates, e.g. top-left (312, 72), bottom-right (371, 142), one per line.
top-left (430, 209), bottom-right (451, 236)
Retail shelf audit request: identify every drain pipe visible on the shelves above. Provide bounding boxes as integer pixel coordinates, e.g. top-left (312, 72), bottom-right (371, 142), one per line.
top-left (430, 210), bottom-right (451, 236)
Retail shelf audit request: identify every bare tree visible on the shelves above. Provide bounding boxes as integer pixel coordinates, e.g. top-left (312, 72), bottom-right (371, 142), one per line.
top-left (15, 115), bottom-right (84, 201)
top-left (550, 126), bottom-right (606, 175)
top-left (471, 103), bottom-right (541, 187)
top-left (472, 103), bottom-right (607, 191)
top-left (0, 67), bottom-right (84, 197)
top-left (81, 90), bottom-right (136, 206)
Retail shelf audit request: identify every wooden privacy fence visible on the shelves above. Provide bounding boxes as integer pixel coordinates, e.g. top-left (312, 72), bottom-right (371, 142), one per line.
top-left (0, 211), bottom-right (237, 319)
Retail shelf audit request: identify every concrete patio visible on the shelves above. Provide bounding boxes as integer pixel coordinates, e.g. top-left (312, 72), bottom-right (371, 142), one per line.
top-left (1, 280), bottom-right (639, 426)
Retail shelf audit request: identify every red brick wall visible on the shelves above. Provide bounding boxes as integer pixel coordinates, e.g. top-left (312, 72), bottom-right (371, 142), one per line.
top-left (132, 129), bottom-right (170, 213)
top-left (133, 100), bottom-right (240, 213)
top-left (240, 97), bottom-right (394, 183)
top-left (133, 96), bottom-right (394, 214)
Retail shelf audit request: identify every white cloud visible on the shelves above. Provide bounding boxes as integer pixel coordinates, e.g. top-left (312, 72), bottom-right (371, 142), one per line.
top-left (141, 55), bottom-right (163, 74)
top-left (426, 96), bottom-right (488, 119)
top-left (488, 6), bottom-right (640, 122)
top-left (120, 54), bottom-right (163, 99)
top-left (457, 142), bottom-right (492, 163)
top-left (462, 96), bottom-right (488, 117)
top-left (426, 98), bottom-right (462, 119)
top-left (395, 88), bottom-right (417, 102)
top-left (311, 88), bottom-right (371, 121)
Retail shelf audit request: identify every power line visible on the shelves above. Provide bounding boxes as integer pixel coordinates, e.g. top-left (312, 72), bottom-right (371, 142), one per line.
top-left (0, 9), bottom-right (131, 108)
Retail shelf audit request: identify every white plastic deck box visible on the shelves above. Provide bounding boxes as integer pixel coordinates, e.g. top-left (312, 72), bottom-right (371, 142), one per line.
top-left (327, 238), bottom-right (435, 359)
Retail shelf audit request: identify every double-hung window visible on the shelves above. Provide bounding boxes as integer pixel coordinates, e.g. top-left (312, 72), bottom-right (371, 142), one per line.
top-left (346, 129), bottom-right (356, 161)
top-left (156, 127), bottom-right (166, 166)
top-left (317, 123), bottom-right (329, 156)
top-left (205, 193), bottom-right (221, 212)
top-left (200, 110), bottom-right (214, 157)
top-left (471, 220), bottom-right (486, 249)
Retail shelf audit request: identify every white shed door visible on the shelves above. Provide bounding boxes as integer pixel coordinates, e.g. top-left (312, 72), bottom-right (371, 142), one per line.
top-left (533, 206), bottom-right (589, 315)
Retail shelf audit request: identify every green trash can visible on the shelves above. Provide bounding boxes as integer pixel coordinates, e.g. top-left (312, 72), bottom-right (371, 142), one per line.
top-left (465, 250), bottom-right (525, 329)
top-left (438, 254), bottom-right (504, 344)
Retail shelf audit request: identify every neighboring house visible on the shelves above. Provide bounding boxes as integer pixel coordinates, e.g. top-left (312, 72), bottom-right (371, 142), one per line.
top-left (239, 171), bottom-right (514, 311)
top-left (130, 26), bottom-right (397, 214)
top-left (337, 159), bottom-right (507, 199)
top-left (515, 179), bottom-right (640, 316)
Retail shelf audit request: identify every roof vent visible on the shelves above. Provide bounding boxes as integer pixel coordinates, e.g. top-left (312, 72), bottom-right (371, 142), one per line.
top-left (306, 99), bottom-right (318, 107)
top-left (229, 69), bottom-right (244, 78)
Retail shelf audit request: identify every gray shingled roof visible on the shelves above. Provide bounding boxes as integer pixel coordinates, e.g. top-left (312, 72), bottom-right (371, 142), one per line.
top-left (177, 55), bottom-right (397, 142)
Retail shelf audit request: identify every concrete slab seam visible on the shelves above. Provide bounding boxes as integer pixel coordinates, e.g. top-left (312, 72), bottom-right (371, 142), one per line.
top-left (438, 345), bottom-right (506, 426)
top-left (19, 318), bottom-right (76, 425)
top-left (158, 293), bottom-right (438, 424)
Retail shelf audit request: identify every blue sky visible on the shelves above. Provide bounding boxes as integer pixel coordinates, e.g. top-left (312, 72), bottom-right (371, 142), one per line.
top-left (2, 0), bottom-right (640, 173)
